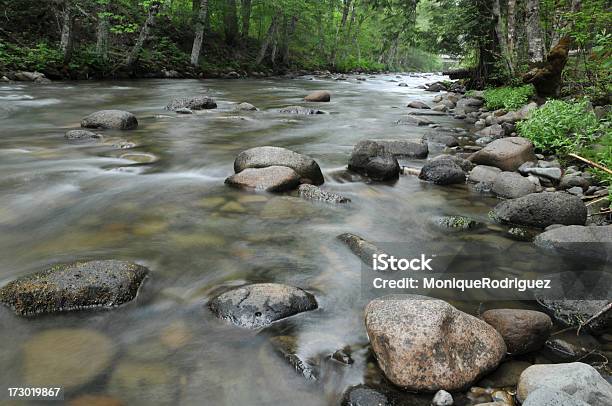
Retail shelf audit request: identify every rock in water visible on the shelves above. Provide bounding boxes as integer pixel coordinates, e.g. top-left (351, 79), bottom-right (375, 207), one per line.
top-left (492, 172), bottom-right (537, 199)
top-left (81, 110), bottom-right (138, 130)
top-left (165, 96), bottom-right (217, 111)
top-left (419, 156), bottom-right (467, 185)
top-left (341, 385), bottom-right (392, 406)
top-left (370, 139), bottom-right (429, 159)
top-left (365, 295), bottom-right (506, 392)
top-left (107, 361), bottom-right (179, 405)
top-left (337, 233), bottom-right (388, 266)
top-left (0, 260), bottom-right (149, 316)
top-left (64, 129), bottom-right (102, 142)
top-left (468, 165), bottom-right (501, 184)
top-left (534, 225), bottom-right (612, 262)
top-left (208, 283), bottom-right (317, 329)
top-left (304, 90), bottom-right (331, 102)
top-left (407, 101), bottom-right (430, 109)
top-left (225, 166), bottom-right (301, 192)
top-left (235, 102), bottom-right (258, 111)
top-left (522, 388), bottom-right (590, 406)
top-left (482, 309), bottom-right (552, 355)
top-left (22, 328), bottom-right (116, 389)
top-left (233, 146), bottom-right (324, 185)
top-left (298, 184), bottom-right (350, 204)
top-left (492, 192), bottom-right (586, 228)
top-left (517, 362), bottom-right (612, 406)
top-left (348, 140), bottom-right (400, 181)
top-left (279, 106), bottom-right (324, 115)
top-left (469, 137), bottom-right (536, 171)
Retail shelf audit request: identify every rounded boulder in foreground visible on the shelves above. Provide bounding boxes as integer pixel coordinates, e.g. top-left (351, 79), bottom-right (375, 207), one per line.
top-left (81, 110), bottom-right (138, 130)
top-left (209, 283), bottom-right (318, 329)
top-left (365, 295), bottom-right (506, 392)
top-left (233, 146), bottom-right (324, 185)
top-left (304, 90), bottom-right (331, 102)
top-left (0, 260), bottom-right (149, 316)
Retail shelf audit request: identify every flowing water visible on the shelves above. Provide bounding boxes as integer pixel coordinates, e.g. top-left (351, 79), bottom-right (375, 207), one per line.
top-left (0, 75), bottom-right (605, 405)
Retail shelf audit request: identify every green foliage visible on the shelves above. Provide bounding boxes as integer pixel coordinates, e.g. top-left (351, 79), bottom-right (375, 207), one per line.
top-left (483, 85), bottom-right (535, 111)
top-left (517, 99), bottom-right (600, 153)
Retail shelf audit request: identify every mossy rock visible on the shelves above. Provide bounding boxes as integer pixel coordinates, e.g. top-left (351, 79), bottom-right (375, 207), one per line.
top-left (436, 215), bottom-right (482, 231)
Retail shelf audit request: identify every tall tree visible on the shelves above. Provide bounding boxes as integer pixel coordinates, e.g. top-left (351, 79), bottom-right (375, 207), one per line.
top-left (223, 0), bottom-right (239, 45)
top-left (124, 0), bottom-right (162, 68)
top-left (59, 0), bottom-right (75, 63)
top-left (526, 0), bottom-right (544, 63)
top-left (241, 0), bottom-right (252, 43)
top-left (95, 1), bottom-right (110, 61)
top-left (507, 0), bottom-right (517, 70)
top-left (330, 0), bottom-right (352, 66)
top-left (190, 0), bottom-right (208, 65)
top-left (256, 11), bottom-right (281, 65)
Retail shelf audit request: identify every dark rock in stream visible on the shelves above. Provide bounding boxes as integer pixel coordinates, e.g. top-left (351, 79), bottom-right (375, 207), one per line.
top-left (534, 225), bottom-right (612, 262)
top-left (81, 110), bottom-right (138, 130)
top-left (341, 384), bottom-right (433, 406)
top-left (337, 233), bottom-right (388, 266)
top-left (407, 100), bottom-right (430, 109)
top-left (278, 105), bottom-right (325, 115)
top-left (419, 155), bottom-right (468, 185)
top-left (225, 166), bottom-right (301, 192)
top-left (482, 309), bottom-right (552, 355)
top-left (165, 96), bottom-right (217, 111)
top-left (424, 132), bottom-right (459, 147)
top-left (208, 283), bottom-right (318, 329)
top-left (436, 216), bottom-right (481, 231)
top-left (0, 260), bottom-right (149, 316)
top-left (536, 296), bottom-right (611, 335)
top-left (348, 140), bottom-right (401, 181)
top-left (64, 129), bottom-right (103, 142)
top-left (234, 146), bottom-right (325, 185)
top-left (298, 184), bottom-right (350, 204)
top-left (370, 139), bottom-right (429, 159)
top-left (492, 192), bottom-right (587, 228)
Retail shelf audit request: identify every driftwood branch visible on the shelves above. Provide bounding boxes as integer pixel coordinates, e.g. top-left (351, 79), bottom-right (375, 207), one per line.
top-left (568, 153), bottom-right (612, 175)
top-left (577, 302), bottom-right (612, 335)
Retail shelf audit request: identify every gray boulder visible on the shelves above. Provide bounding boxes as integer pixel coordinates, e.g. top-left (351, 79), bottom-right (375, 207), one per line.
top-left (370, 139), bottom-right (429, 159)
top-left (165, 96), bottom-right (217, 111)
top-left (365, 295), bottom-right (506, 391)
top-left (468, 165), bottom-right (501, 184)
top-left (0, 260), bottom-right (149, 316)
top-left (234, 146), bottom-right (324, 185)
top-left (81, 110), bottom-right (138, 130)
top-left (469, 137), bottom-right (536, 171)
top-left (396, 115), bottom-right (434, 126)
top-left (279, 106), bottom-right (324, 115)
top-left (348, 140), bottom-right (400, 181)
top-left (425, 133), bottom-right (459, 147)
top-left (517, 362), bottom-right (612, 406)
top-left (298, 184), bottom-right (350, 204)
top-left (475, 124), bottom-right (505, 140)
top-left (225, 166), bottom-right (301, 192)
top-left (534, 225), bottom-right (612, 262)
top-left (492, 192), bottom-right (587, 228)
top-left (208, 283), bottom-right (317, 329)
top-left (64, 129), bottom-right (102, 142)
top-left (492, 172), bottom-right (538, 199)
top-left (407, 101), bottom-right (430, 109)
top-left (522, 388), bottom-right (590, 406)
top-left (559, 173), bottom-right (591, 191)
top-left (523, 167), bottom-right (562, 181)
top-left (235, 102), bottom-right (258, 111)
top-left (304, 90), bottom-right (331, 102)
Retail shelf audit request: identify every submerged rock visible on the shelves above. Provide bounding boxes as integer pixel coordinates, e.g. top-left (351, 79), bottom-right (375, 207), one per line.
top-left (22, 328), bottom-right (116, 389)
top-left (304, 90), bottom-right (331, 102)
top-left (297, 184), bottom-right (350, 204)
top-left (234, 146), bottom-right (324, 185)
top-left (365, 295), bottom-right (506, 392)
top-left (492, 192), bottom-right (587, 228)
top-left (270, 336), bottom-right (318, 380)
top-left (337, 233), bottom-right (387, 266)
top-left (165, 96), bottom-right (217, 111)
top-left (341, 385), bottom-right (392, 406)
top-left (0, 260), bottom-right (149, 316)
top-left (536, 297), bottom-right (611, 335)
top-left (469, 137), bottom-right (536, 171)
top-left (235, 102), bottom-right (258, 111)
top-left (517, 362), bottom-right (612, 406)
top-left (279, 105), bottom-right (324, 115)
top-left (482, 309), bottom-right (552, 355)
top-left (425, 132), bottom-right (459, 147)
top-left (225, 166), bottom-right (301, 192)
top-left (348, 140), bottom-right (400, 181)
top-left (65, 129), bottom-right (102, 142)
top-left (208, 283), bottom-right (318, 329)
top-left (107, 361), bottom-right (179, 405)
top-left (81, 110), bottom-right (138, 130)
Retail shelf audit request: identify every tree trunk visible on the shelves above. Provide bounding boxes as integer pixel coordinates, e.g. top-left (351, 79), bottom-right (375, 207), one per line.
top-left (60, 0), bottom-right (74, 63)
top-left (96, 5), bottom-right (110, 61)
top-left (330, 0), bottom-right (352, 66)
top-left (124, 1), bottom-right (161, 68)
top-left (256, 12), bottom-right (280, 65)
top-left (526, 0), bottom-right (544, 64)
top-left (190, 0), bottom-right (208, 65)
top-left (493, 0), bottom-right (512, 74)
top-left (507, 0), bottom-right (516, 68)
top-left (241, 0), bottom-right (252, 43)
top-left (223, 0), bottom-right (239, 45)
top-left (281, 15), bottom-right (298, 66)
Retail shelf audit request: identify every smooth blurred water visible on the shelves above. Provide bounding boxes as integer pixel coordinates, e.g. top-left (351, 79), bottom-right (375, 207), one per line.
top-left (0, 75), bottom-right (604, 405)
